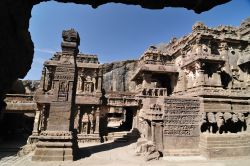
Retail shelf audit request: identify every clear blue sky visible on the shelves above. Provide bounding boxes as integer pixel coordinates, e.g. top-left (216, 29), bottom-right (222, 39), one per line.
top-left (25, 0), bottom-right (250, 80)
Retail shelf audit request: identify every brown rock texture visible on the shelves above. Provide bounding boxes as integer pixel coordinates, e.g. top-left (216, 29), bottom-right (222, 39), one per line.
top-left (102, 60), bottom-right (138, 92)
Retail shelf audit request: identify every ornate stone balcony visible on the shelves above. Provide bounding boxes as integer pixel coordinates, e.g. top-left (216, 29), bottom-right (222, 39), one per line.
top-left (181, 53), bottom-right (225, 68)
top-left (140, 88), bottom-right (167, 97)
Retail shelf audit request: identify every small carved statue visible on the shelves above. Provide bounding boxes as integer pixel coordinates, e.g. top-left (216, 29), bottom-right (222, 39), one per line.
top-left (81, 113), bottom-right (89, 134)
top-left (89, 109), bottom-right (95, 134)
top-left (200, 112), bottom-right (208, 133)
top-left (144, 144), bottom-right (161, 161)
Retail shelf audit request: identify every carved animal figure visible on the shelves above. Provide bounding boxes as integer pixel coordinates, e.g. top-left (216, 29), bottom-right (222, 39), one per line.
top-left (231, 113), bottom-right (240, 133)
top-left (215, 112), bottom-right (225, 134)
top-left (207, 112), bottom-right (217, 133)
top-left (246, 113), bottom-right (250, 132)
top-left (144, 144), bottom-right (161, 161)
top-left (200, 112), bottom-right (208, 133)
top-left (224, 112), bottom-right (232, 133)
top-left (237, 113), bottom-right (247, 132)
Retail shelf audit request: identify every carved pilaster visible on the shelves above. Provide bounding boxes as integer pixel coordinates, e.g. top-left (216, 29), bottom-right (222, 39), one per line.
top-left (32, 109), bottom-right (40, 136)
top-left (94, 107), bottom-right (100, 134)
top-left (151, 122), bottom-right (156, 144)
top-left (96, 69), bottom-right (102, 93)
top-left (142, 73), bottom-right (152, 89)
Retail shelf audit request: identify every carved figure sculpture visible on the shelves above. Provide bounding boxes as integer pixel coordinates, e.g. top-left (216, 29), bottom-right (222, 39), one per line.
top-left (207, 112), bottom-right (217, 133)
top-left (232, 68), bottom-right (243, 89)
top-left (89, 110), bottom-right (95, 134)
top-left (81, 113), bottom-right (89, 134)
top-left (246, 113), bottom-right (250, 132)
top-left (231, 113), bottom-right (239, 133)
top-left (224, 112), bottom-right (232, 133)
top-left (237, 113), bottom-right (247, 132)
top-left (144, 144), bottom-right (161, 161)
top-left (215, 112), bottom-right (225, 134)
top-left (200, 112), bottom-right (208, 133)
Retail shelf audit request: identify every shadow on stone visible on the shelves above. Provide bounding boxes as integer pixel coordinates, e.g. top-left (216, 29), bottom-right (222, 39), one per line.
top-left (78, 139), bottom-right (138, 159)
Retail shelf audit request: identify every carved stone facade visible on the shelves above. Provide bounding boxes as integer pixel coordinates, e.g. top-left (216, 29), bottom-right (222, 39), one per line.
top-left (135, 18), bottom-right (250, 158)
top-left (3, 18), bottom-right (250, 160)
top-left (32, 29), bottom-right (80, 161)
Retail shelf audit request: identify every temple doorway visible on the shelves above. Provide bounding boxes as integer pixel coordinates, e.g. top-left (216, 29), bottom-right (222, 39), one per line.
top-left (107, 107), bottom-right (135, 133)
top-left (0, 113), bottom-right (34, 155)
top-left (152, 74), bottom-right (173, 95)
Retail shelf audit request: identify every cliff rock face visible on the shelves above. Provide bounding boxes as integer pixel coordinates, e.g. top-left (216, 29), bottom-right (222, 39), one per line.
top-left (9, 80), bottom-right (40, 94)
top-left (102, 60), bottom-right (138, 93)
top-left (0, 0), bottom-right (231, 111)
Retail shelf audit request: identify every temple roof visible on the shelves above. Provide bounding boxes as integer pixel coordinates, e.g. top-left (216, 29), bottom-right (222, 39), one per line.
top-left (131, 64), bottom-right (177, 81)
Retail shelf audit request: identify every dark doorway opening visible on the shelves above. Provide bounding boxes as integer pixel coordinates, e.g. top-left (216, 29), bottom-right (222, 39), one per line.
top-left (107, 107), bottom-right (134, 133)
top-left (0, 113), bottom-right (34, 158)
top-left (152, 74), bottom-right (172, 95)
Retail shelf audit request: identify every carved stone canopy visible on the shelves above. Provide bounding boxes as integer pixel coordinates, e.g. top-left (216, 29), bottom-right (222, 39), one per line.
top-left (62, 29), bottom-right (80, 45)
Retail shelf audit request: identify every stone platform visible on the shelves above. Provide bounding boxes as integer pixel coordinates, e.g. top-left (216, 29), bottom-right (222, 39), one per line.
top-left (32, 131), bottom-right (78, 161)
top-left (200, 133), bottom-right (250, 159)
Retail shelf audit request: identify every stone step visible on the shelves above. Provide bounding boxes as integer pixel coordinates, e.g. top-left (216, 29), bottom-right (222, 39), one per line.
top-left (108, 131), bottom-right (130, 137)
top-left (114, 137), bottom-right (129, 143)
top-left (164, 149), bottom-right (201, 156)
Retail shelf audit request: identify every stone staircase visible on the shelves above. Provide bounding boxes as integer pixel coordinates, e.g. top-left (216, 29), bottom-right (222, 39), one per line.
top-left (108, 129), bottom-right (140, 143)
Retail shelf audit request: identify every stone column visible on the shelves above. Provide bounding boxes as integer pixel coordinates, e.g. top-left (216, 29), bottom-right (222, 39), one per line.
top-left (38, 67), bottom-right (46, 92)
top-left (94, 107), bottom-right (100, 134)
top-left (96, 70), bottom-right (102, 93)
top-left (219, 42), bottom-right (231, 74)
top-left (39, 105), bottom-right (46, 131)
top-left (46, 66), bottom-right (53, 91)
top-left (32, 29), bottom-right (80, 161)
top-left (151, 121), bottom-right (156, 144)
top-left (142, 73), bottom-right (152, 89)
top-left (195, 62), bottom-right (205, 87)
top-left (74, 106), bottom-right (80, 133)
top-left (32, 108), bottom-right (40, 136)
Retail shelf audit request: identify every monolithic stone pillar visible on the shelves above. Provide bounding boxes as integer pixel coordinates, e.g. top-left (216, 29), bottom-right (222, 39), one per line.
top-left (142, 73), bottom-right (152, 89)
top-left (96, 68), bottom-right (102, 93)
top-left (151, 122), bottom-right (156, 144)
top-left (74, 106), bottom-right (80, 132)
top-left (38, 67), bottom-right (46, 92)
top-left (32, 29), bottom-right (80, 161)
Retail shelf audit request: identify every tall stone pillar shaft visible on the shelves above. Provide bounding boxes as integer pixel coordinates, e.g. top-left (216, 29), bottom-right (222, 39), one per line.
top-left (96, 73), bottom-right (102, 93)
top-left (32, 29), bottom-right (80, 161)
top-left (196, 69), bottom-right (205, 86)
top-left (151, 122), bottom-right (156, 144)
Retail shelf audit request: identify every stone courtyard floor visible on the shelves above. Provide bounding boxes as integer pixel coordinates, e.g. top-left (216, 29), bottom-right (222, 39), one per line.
top-left (1, 140), bottom-right (250, 166)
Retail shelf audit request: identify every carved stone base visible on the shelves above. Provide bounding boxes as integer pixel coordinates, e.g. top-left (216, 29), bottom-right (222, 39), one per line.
top-left (164, 148), bottom-right (201, 156)
top-left (77, 133), bottom-right (101, 143)
top-left (200, 133), bottom-right (250, 159)
top-left (32, 131), bottom-right (78, 161)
